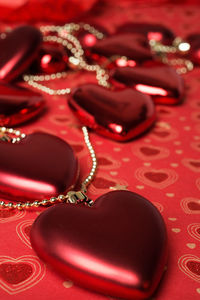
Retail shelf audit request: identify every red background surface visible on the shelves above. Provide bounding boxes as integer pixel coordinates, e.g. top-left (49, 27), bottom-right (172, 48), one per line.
top-left (0, 1), bottom-right (200, 300)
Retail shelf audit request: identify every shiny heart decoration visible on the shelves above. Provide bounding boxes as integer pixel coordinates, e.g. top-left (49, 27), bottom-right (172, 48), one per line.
top-left (68, 84), bottom-right (156, 142)
top-left (0, 83), bottom-right (46, 126)
top-left (88, 33), bottom-right (152, 62)
top-left (0, 25), bottom-right (42, 82)
top-left (116, 22), bottom-right (175, 44)
top-left (31, 190), bottom-right (167, 300)
top-left (110, 65), bottom-right (184, 105)
top-left (0, 132), bottom-right (78, 201)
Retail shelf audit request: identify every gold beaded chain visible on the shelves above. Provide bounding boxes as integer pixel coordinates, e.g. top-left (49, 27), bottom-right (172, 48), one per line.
top-left (0, 126), bottom-right (96, 210)
top-left (149, 37), bottom-right (194, 74)
top-left (23, 24), bottom-right (109, 95)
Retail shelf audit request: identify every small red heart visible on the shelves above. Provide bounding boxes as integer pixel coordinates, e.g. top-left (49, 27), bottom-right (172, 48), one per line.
top-left (110, 66), bottom-right (184, 105)
top-left (0, 25), bottom-right (42, 82)
top-left (98, 157), bottom-right (113, 166)
top-left (188, 202), bottom-right (200, 211)
top-left (0, 83), bottom-right (45, 126)
top-left (0, 132), bottom-right (78, 201)
top-left (92, 177), bottom-right (115, 189)
top-left (88, 33), bottom-right (152, 62)
top-left (0, 209), bottom-right (16, 218)
top-left (187, 261), bottom-right (200, 275)
top-left (140, 146), bottom-right (160, 156)
top-left (145, 171), bottom-right (168, 183)
top-left (0, 263), bottom-right (32, 284)
top-left (68, 84), bottom-right (156, 142)
top-left (31, 190), bottom-right (167, 300)
top-left (24, 225), bottom-right (31, 238)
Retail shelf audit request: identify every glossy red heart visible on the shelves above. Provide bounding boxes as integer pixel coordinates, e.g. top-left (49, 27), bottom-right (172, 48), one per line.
top-left (68, 84), bottom-right (156, 141)
top-left (0, 25), bottom-right (42, 82)
top-left (110, 66), bottom-right (184, 105)
top-left (88, 33), bottom-right (152, 62)
top-left (116, 22), bottom-right (175, 44)
top-left (0, 83), bottom-right (46, 126)
top-left (0, 132), bottom-right (78, 201)
top-left (31, 190), bottom-right (167, 300)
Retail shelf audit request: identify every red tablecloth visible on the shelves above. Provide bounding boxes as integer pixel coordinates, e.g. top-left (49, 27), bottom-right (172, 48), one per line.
top-left (0, 2), bottom-right (200, 300)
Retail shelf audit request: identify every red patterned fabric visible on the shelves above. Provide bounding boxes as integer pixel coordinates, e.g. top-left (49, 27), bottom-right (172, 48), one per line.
top-left (0, 2), bottom-right (200, 300)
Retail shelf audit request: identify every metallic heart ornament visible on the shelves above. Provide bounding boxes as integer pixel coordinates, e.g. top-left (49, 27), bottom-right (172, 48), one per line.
top-left (110, 66), bottom-right (184, 105)
top-left (0, 132), bottom-right (78, 201)
top-left (0, 83), bottom-right (46, 126)
top-left (0, 25), bottom-right (42, 82)
top-left (31, 190), bottom-right (167, 300)
top-left (116, 22), bottom-right (175, 44)
top-left (88, 33), bottom-right (152, 62)
top-left (68, 84), bottom-right (156, 142)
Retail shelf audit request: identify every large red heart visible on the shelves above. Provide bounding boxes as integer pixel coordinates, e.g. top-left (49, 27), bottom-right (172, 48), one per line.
top-left (0, 132), bottom-right (78, 201)
top-left (110, 66), bottom-right (184, 105)
top-left (88, 33), bottom-right (152, 62)
top-left (68, 84), bottom-right (156, 141)
top-left (31, 190), bottom-right (167, 300)
top-left (0, 83), bottom-right (45, 126)
top-left (0, 25), bottom-right (42, 82)
top-left (116, 22), bottom-right (175, 44)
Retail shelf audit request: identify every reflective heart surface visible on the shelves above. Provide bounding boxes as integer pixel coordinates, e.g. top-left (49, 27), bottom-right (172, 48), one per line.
top-left (68, 84), bottom-right (156, 141)
top-left (0, 132), bottom-right (78, 201)
top-left (88, 33), bottom-right (152, 62)
top-left (31, 190), bottom-right (167, 300)
top-left (0, 25), bottom-right (42, 82)
top-left (0, 83), bottom-right (46, 126)
top-left (116, 22), bottom-right (175, 44)
top-left (110, 66), bottom-right (184, 105)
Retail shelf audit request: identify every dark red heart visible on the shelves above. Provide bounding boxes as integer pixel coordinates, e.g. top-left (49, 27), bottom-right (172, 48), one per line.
top-left (145, 172), bottom-right (168, 183)
top-left (88, 33), bottom-right (152, 62)
top-left (0, 132), bottom-right (78, 201)
top-left (31, 190), bottom-right (167, 300)
top-left (0, 25), bottom-right (42, 82)
top-left (0, 83), bottom-right (46, 126)
top-left (68, 84), bottom-right (156, 142)
top-left (116, 22), bottom-right (174, 44)
top-left (0, 263), bottom-right (33, 284)
top-left (110, 66), bottom-right (184, 105)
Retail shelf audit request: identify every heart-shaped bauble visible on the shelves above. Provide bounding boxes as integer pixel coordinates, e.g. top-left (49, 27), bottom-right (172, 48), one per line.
top-left (0, 83), bottom-right (46, 126)
top-left (68, 84), bottom-right (156, 141)
top-left (0, 25), bottom-right (42, 82)
top-left (31, 190), bottom-right (167, 300)
top-left (88, 33), bottom-right (152, 62)
top-left (110, 66), bottom-right (184, 105)
top-left (116, 22), bottom-right (175, 44)
top-left (0, 132), bottom-right (78, 201)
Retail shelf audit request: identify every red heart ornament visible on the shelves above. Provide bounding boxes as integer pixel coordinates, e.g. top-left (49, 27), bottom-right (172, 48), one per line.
top-left (0, 83), bottom-right (45, 126)
top-left (0, 132), bottom-right (78, 201)
top-left (116, 23), bottom-right (175, 44)
top-left (68, 84), bottom-right (156, 142)
top-left (0, 25), bottom-right (42, 82)
top-left (110, 66), bottom-right (184, 105)
top-left (88, 33), bottom-right (152, 62)
top-left (31, 190), bottom-right (167, 300)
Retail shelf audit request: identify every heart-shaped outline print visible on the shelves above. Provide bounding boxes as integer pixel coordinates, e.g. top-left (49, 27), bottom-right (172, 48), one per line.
top-left (90, 173), bottom-right (128, 195)
top-left (150, 127), bottom-right (178, 141)
top-left (132, 143), bottom-right (169, 161)
top-left (91, 154), bottom-right (121, 170)
top-left (196, 178), bottom-right (200, 191)
top-left (191, 141), bottom-right (200, 152)
top-left (16, 220), bottom-right (34, 249)
top-left (0, 255), bottom-right (46, 294)
top-left (182, 158), bottom-right (200, 172)
top-left (180, 197), bottom-right (200, 214)
top-left (0, 209), bottom-right (26, 223)
top-left (178, 254), bottom-right (200, 283)
top-left (135, 167), bottom-right (178, 189)
top-left (187, 223), bottom-right (200, 242)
